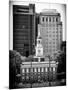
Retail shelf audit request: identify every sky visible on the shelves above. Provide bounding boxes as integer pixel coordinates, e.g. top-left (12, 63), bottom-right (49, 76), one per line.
top-left (10, 1), bottom-right (66, 41)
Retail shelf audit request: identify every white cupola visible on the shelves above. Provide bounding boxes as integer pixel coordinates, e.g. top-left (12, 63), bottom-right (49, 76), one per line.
top-left (35, 25), bottom-right (43, 57)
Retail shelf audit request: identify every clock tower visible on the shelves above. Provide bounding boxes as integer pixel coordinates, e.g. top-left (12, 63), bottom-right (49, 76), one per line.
top-left (35, 25), bottom-right (43, 57)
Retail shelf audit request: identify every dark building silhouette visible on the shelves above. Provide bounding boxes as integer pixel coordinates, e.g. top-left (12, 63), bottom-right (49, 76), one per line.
top-left (13, 4), bottom-right (35, 57)
top-left (61, 41), bottom-right (66, 53)
top-left (35, 14), bottom-right (39, 45)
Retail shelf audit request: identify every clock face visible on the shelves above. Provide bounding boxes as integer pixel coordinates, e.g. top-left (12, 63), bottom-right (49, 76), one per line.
top-left (38, 50), bottom-right (41, 53)
top-left (37, 48), bottom-right (43, 56)
top-left (36, 46), bottom-right (43, 57)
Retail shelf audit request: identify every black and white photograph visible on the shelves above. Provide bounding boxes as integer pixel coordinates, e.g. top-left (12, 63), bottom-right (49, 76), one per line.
top-left (9, 0), bottom-right (66, 89)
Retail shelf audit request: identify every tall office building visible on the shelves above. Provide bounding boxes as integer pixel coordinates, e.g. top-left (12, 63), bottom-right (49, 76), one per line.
top-left (38, 9), bottom-right (62, 56)
top-left (13, 4), bottom-right (35, 56)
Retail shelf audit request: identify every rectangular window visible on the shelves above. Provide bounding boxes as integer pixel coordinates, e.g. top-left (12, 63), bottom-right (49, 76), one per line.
top-left (49, 35), bottom-right (51, 37)
top-left (53, 42), bottom-right (55, 44)
top-left (53, 45), bottom-right (55, 48)
top-left (53, 35), bottom-right (55, 37)
top-left (46, 17), bottom-right (48, 22)
top-left (56, 31), bottom-right (58, 33)
top-left (46, 35), bottom-right (48, 37)
top-left (53, 31), bottom-right (55, 33)
top-left (25, 68), bottom-right (26, 73)
top-left (49, 42), bottom-right (51, 44)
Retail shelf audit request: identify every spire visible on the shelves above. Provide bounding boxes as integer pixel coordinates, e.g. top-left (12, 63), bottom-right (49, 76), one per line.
top-left (37, 24), bottom-right (42, 39)
top-left (38, 26), bottom-right (41, 36)
top-left (35, 24), bottom-right (43, 57)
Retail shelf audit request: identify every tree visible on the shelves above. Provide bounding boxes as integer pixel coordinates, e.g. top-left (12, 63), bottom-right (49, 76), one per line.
top-left (28, 55), bottom-right (34, 62)
top-left (53, 50), bottom-right (66, 73)
top-left (9, 50), bottom-right (17, 88)
top-left (9, 50), bottom-right (22, 88)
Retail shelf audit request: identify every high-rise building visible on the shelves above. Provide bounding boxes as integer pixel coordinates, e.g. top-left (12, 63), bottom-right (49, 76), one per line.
top-left (61, 41), bottom-right (66, 53)
top-left (13, 4), bottom-right (35, 56)
top-left (38, 9), bottom-right (62, 56)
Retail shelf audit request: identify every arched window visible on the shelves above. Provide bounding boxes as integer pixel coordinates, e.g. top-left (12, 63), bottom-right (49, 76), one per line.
top-left (56, 17), bottom-right (58, 22)
top-left (53, 17), bottom-right (54, 22)
top-left (49, 17), bottom-right (51, 22)
top-left (46, 17), bottom-right (48, 22)
top-left (42, 17), bottom-right (44, 22)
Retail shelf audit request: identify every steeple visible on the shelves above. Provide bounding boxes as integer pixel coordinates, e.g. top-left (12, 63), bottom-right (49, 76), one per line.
top-left (38, 26), bottom-right (41, 36)
top-left (35, 24), bottom-right (43, 57)
top-left (37, 25), bottom-right (42, 39)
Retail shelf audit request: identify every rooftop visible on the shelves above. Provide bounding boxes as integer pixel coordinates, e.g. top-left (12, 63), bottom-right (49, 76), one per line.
top-left (42, 9), bottom-right (58, 13)
top-left (40, 9), bottom-right (60, 16)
